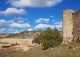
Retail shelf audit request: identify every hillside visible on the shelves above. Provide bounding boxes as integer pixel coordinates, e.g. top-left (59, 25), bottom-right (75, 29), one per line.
top-left (5, 31), bottom-right (41, 38)
top-left (0, 34), bottom-right (9, 39)
top-left (0, 30), bottom-right (62, 39)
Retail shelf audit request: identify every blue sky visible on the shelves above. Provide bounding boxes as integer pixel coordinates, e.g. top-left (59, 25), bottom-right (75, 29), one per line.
top-left (0, 0), bottom-right (80, 33)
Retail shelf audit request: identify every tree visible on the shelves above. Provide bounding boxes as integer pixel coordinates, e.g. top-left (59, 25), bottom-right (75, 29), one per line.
top-left (32, 32), bottom-right (43, 44)
top-left (33, 27), bottom-right (62, 50)
top-left (52, 27), bottom-right (63, 46)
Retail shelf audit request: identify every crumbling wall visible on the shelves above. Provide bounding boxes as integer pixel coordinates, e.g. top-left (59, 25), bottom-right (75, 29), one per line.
top-left (73, 10), bottom-right (80, 41)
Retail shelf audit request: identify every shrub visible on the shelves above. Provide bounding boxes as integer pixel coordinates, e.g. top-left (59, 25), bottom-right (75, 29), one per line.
top-left (33, 27), bottom-right (62, 50)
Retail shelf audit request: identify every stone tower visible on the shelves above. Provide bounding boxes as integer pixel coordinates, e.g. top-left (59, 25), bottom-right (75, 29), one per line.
top-left (62, 9), bottom-right (74, 43)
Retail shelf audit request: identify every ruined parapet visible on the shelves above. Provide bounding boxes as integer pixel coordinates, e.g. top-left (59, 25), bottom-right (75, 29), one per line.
top-left (62, 9), bottom-right (74, 43)
top-left (72, 9), bottom-right (80, 41)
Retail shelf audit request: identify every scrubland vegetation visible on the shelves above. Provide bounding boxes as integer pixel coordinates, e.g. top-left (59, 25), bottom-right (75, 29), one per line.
top-left (33, 27), bottom-right (62, 50)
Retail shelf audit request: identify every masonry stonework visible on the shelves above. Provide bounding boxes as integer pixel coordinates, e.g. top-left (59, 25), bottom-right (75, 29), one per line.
top-left (62, 9), bottom-right (74, 43)
top-left (63, 9), bottom-right (80, 43)
top-left (73, 10), bottom-right (80, 41)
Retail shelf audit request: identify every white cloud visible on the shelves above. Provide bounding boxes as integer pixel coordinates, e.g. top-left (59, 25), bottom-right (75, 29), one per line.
top-left (55, 24), bottom-right (62, 29)
top-left (34, 21), bottom-right (62, 30)
top-left (34, 24), bottom-right (53, 29)
top-left (0, 8), bottom-right (26, 16)
top-left (14, 30), bottom-right (19, 33)
top-left (27, 28), bottom-right (33, 31)
top-left (0, 19), bottom-right (14, 33)
top-left (10, 22), bottom-right (31, 28)
top-left (7, 0), bottom-right (62, 8)
top-left (14, 17), bottom-right (23, 21)
top-left (35, 18), bottom-right (50, 23)
top-left (14, 17), bottom-right (28, 21)
top-left (0, 20), bottom-right (7, 28)
top-left (14, 17), bottom-right (28, 23)
top-left (8, 20), bottom-right (14, 23)
top-left (0, 28), bottom-right (11, 33)
top-left (18, 21), bottom-right (24, 23)
top-left (54, 21), bottom-right (62, 29)
top-left (54, 22), bottom-right (62, 25)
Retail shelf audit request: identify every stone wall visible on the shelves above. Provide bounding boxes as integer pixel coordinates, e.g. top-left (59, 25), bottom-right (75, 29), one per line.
top-left (62, 9), bottom-right (80, 43)
top-left (62, 9), bottom-right (74, 43)
top-left (73, 10), bottom-right (80, 41)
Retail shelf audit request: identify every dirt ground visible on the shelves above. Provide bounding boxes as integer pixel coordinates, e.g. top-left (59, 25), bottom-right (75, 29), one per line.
top-left (0, 38), bottom-right (33, 48)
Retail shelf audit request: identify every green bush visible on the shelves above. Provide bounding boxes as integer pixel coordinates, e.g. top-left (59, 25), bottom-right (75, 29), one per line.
top-left (33, 27), bottom-right (62, 50)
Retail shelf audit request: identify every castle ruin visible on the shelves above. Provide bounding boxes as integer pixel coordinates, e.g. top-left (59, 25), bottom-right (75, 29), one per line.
top-left (63, 9), bottom-right (80, 43)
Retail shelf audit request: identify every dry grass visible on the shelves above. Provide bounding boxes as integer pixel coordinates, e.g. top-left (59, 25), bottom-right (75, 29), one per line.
top-left (0, 38), bottom-right (33, 48)
top-left (0, 38), bottom-right (33, 43)
top-left (0, 38), bottom-right (80, 57)
top-left (0, 42), bottom-right (80, 57)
